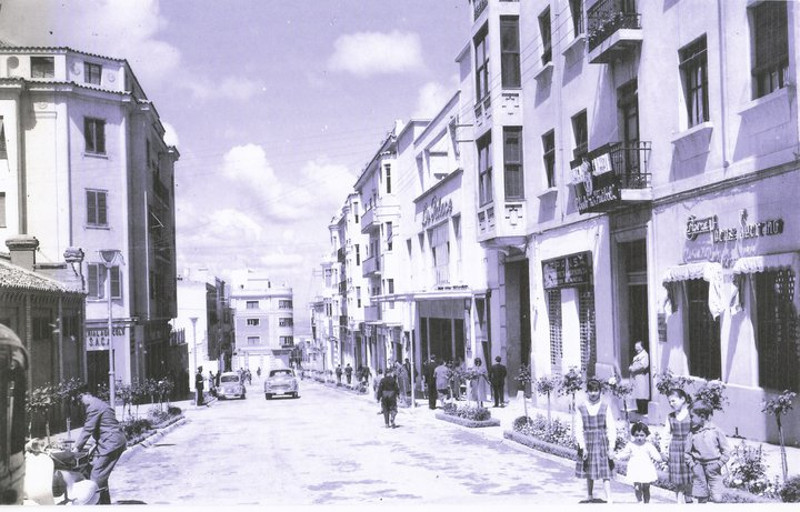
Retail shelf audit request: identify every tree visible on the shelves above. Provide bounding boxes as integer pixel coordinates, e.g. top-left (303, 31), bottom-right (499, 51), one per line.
top-left (515, 365), bottom-right (533, 421)
top-left (763, 390), bottom-right (796, 482)
top-left (56, 378), bottom-right (85, 440)
top-left (534, 375), bottom-right (560, 423)
top-left (558, 367), bottom-right (584, 434)
top-left (27, 383), bottom-right (58, 444)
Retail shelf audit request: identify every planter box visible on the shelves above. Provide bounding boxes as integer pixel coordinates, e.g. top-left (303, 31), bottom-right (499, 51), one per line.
top-left (436, 412), bottom-right (500, 428)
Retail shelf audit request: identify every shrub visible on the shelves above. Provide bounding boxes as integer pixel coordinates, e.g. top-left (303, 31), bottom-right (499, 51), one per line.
top-left (725, 442), bottom-right (781, 499)
top-left (514, 414), bottom-right (577, 449)
top-left (442, 403), bottom-right (491, 421)
top-left (122, 418), bottom-right (152, 439)
top-left (694, 379), bottom-right (728, 413)
top-left (167, 405), bottom-right (182, 417)
top-left (512, 416), bottom-right (532, 431)
top-left (654, 369), bottom-right (693, 398)
top-left (780, 475), bottom-right (800, 503)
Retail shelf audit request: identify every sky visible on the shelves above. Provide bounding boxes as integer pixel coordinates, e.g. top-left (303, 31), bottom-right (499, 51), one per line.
top-left (0, 0), bottom-right (469, 332)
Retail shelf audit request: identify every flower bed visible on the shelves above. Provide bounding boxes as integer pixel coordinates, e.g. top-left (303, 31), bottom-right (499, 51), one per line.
top-left (435, 403), bottom-right (499, 428)
top-left (436, 412), bottom-right (500, 428)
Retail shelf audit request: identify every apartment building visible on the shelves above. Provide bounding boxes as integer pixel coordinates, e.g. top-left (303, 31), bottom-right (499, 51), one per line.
top-left (463, 0), bottom-right (799, 443)
top-left (0, 44), bottom-right (180, 391)
top-left (230, 270), bottom-right (294, 371)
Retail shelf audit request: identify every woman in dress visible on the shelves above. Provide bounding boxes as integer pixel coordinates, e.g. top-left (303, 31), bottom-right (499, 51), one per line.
top-left (468, 358), bottom-right (490, 407)
top-left (663, 388), bottom-right (693, 503)
top-left (574, 378), bottom-right (616, 504)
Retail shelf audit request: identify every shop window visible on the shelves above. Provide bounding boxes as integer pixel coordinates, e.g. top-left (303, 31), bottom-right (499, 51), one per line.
top-left (548, 289), bottom-right (562, 374)
top-left (755, 269), bottom-right (798, 391)
top-left (686, 279), bottom-right (721, 381)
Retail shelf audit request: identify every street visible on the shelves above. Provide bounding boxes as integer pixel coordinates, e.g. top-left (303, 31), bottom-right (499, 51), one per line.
top-left (111, 379), bottom-right (669, 506)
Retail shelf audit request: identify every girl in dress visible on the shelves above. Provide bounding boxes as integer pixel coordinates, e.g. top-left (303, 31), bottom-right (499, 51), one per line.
top-left (664, 388), bottom-right (693, 503)
top-left (614, 422), bottom-right (662, 503)
top-left (574, 378), bottom-right (617, 504)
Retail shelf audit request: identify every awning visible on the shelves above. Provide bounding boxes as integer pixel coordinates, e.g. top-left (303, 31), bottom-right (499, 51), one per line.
top-left (731, 252), bottom-right (799, 275)
top-left (661, 262), bottom-right (724, 319)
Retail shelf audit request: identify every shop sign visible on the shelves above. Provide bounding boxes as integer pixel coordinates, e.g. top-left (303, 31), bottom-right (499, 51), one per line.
top-left (573, 171), bottom-right (620, 214)
top-left (686, 210), bottom-right (784, 244)
top-left (422, 195), bottom-right (453, 227)
top-left (85, 325), bottom-right (127, 351)
top-left (542, 251), bottom-right (593, 289)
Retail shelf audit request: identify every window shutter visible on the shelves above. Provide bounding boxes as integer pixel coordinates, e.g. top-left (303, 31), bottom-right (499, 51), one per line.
top-left (754, 1), bottom-right (788, 73)
top-left (548, 289), bottom-right (562, 374)
top-left (98, 192), bottom-right (107, 225)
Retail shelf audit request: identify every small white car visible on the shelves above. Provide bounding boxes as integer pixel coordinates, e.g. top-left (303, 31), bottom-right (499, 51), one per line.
top-left (264, 368), bottom-right (299, 399)
top-left (217, 372), bottom-right (246, 400)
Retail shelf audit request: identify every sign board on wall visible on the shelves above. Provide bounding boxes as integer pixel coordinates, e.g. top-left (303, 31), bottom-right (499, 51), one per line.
top-left (542, 251), bottom-right (593, 289)
top-left (86, 325), bottom-right (127, 351)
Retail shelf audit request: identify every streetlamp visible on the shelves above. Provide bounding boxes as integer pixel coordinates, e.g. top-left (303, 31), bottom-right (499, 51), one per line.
top-left (99, 249), bottom-right (121, 408)
top-left (189, 317), bottom-right (198, 406)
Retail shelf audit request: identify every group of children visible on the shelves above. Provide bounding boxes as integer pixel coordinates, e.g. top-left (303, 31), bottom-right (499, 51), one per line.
top-left (575, 379), bottom-right (730, 504)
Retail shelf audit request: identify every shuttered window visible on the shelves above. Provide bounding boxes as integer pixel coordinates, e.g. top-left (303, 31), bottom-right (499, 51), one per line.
top-left (548, 289), bottom-right (562, 374)
top-left (755, 269), bottom-right (798, 391)
top-left (687, 279), bottom-right (721, 380)
top-left (504, 127), bottom-right (524, 200)
top-left (579, 287), bottom-right (597, 376)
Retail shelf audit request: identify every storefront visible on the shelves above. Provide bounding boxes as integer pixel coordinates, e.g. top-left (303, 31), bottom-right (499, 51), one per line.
top-left (653, 173), bottom-right (800, 444)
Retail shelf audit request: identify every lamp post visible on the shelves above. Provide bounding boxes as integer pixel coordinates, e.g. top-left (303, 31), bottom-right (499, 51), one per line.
top-left (189, 317), bottom-right (198, 405)
top-left (99, 249), bottom-right (121, 408)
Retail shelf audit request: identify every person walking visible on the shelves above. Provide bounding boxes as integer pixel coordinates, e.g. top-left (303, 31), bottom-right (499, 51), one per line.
top-left (335, 364), bottom-right (343, 385)
top-left (628, 341), bottom-right (650, 415)
top-left (663, 388), bottom-right (693, 503)
top-left (434, 359), bottom-right (451, 407)
top-left (489, 356), bottom-right (508, 408)
top-left (194, 366), bottom-right (205, 406)
top-left (422, 355), bottom-right (438, 410)
top-left (685, 401), bottom-right (731, 503)
top-left (394, 360), bottom-right (409, 405)
top-left (73, 389), bottom-right (127, 505)
top-left (574, 378), bottom-right (616, 504)
top-left (208, 370), bottom-right (217, 398)
top-left (376, 369), bottom-right (399, 428)
top-left (468, 358), bottom-right (490, 408)
top-left (614, 422), bottom-right (662, 503)
top-left (344, 363), bottom-right (353, 385)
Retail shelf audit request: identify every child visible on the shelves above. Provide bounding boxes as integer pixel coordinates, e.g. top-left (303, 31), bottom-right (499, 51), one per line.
top-left (663, 388), bottom-right (692, 503)
top-left (685, 400), bottom-right (731, 503)
top-left (574, 378), bottom-right (616, 504)
top-left (614, 422), bottom-right (662, 503)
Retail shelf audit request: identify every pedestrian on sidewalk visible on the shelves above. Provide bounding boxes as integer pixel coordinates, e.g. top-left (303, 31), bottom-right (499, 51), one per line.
top-left (422, 355), bottom-right (438, 410)
top-left (663, 388), bottom-right (693, 503)
top-left (614, 422), bottom-right (661, 503)
top-left (73, 388), bottom-right (127, 505)
top-left (335, 365), bottom-right (343, 386)
top-left (377, 369), bottom-right (399, 428)
top-left (489, 356), bottom-right (507, 408)
top-left (468, 358), bottom-right (490, 408)
top-left (575, 378), bottom-right (616, 504)
top-left (685, 401), bottom-right (731, 504)
top-left (394, 360), bottom-right (409, 405)
top-left (628, 341), bottom-right (650, 415)
top-left (195, 366), bottom-right (205, 406)
top-left (434, 359), bottom-right (451, 408)
top-left (345, 363), bottom-right (353, 385)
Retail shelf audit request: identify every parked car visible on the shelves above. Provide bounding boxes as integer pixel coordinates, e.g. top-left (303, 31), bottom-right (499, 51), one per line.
top-left (217, 371), bottom-right (246, 400)
top-left (264, 368), bottom-right (299, 399)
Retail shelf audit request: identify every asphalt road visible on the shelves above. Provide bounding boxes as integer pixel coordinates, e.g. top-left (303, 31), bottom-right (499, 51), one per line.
top-left (110, 379), bottom-right (670, 506)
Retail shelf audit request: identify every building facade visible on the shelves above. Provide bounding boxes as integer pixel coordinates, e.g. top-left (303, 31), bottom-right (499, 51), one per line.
top-left (0, 44), bottom-right (180, 391)
top-left (230, 270), bottom-right (294, 371)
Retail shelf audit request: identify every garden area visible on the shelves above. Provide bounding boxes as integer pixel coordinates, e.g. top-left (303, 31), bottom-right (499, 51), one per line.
top-left (27, 377), bottom-right (185, 449)
top-left (503, 366), bottom-right (800, 503)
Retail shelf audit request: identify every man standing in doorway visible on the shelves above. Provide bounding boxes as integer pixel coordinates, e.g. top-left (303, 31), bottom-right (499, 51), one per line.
top-left (489, 356), bottom-right (508, 408)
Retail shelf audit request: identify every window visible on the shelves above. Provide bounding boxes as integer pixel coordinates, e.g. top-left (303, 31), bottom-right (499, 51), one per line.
top-left (547, 289), bottom-right (563, 374)
top-left (752, 0), bottom-right (789, 99)
top-left (500, 17), bottom-right (521, 88)
top-left (86, 190), bottom-right (108, 227)
top-left (387, 279), bottom-right (395, 294)
top-left (279, 317), bottom-right (293, 327)
top-left (246, 318), bottom-right (260, 327)
top-left (755, 269), bottom-right (798, 391)
top-left (356, 286), bottom-right (362, 308)
top-left (30, 57), bottom-right (54, 78)
top-left (539, 7), bottom-right (552, 65)
top-left (280, 336), bottom-right (294, 347)
top-left (247, 336), bottom-right (260, 346)
top-left (279, 300), bottom-right (293, 309)
top-left (542, 130), bottom-right (556, 189)
top-left (569, 0), bottom-right (584, 37)
top-left (474, 25), bottom-right (490, 102)
top-left (503, 127), bottom-right (524, 200)
top-left (354, 203), bottom-right (359, 223)
top-left (680, 35), bottom-right (709, 127)
top-left (430, 223), bottom-right (450, 286)
top-left (384, 163), bottom-right (392, 194)
top-left (355, 244), bottom-right (361, 266)
top-left (572, 111), bottom-right (588, 160)
top-left (0, 115), bottom-right (7, 159)
top-left (84, 62), bottom-right (102, 85)
top-left (686, 279), bottom-right (721, 380)
top-left (87, 264), bottom-right (121, 299)
top-left (84, 118), bottom-right (106, 154)
top-left (0, 192), bottom-right (5, 228)
top-left (246, 300), bottom-right (259, 309)
top-left (477, 133), bottom-right (493, 206)
top-left (385, 222), bottom-right (393, 251)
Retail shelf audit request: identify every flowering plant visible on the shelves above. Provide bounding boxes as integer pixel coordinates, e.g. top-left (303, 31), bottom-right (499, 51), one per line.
top-left (763, 390), bottom-right (797, 482)
top-left (694, 379), bottom-right (728, 413)
top-left (724, 442), bottom-right (781, 498)
top-left (558, 367), bottom-right (584, 398)
top-left (654, 369), bottom-right (693, 397)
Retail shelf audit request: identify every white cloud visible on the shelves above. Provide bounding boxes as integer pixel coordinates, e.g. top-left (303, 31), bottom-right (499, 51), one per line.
top-left (181, 75), bottom-right (262, 101)
top-left (328, 31), bottom-right (424, 77)
top-left (162, 121), bottom-right (179, 147)
top-left (412, 80), bottom-right (457, 119)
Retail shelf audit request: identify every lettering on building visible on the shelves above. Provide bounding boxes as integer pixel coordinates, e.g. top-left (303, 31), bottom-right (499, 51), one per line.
top-left (542, 251), bottom-right (593, 289)
top-left (422, 195), bottom-right (453, 227)
top-left (85, 325), bottom-right (127, 351)
top-left (686, 210), bottom-right (784, 244)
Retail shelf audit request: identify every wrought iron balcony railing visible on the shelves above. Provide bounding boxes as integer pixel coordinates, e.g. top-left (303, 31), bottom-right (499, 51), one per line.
top-left (587, 0), bottom-right (641, 51)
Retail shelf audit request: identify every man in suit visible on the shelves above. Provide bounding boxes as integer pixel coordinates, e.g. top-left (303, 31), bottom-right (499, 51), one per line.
top-left (422, 355), bottom-right (438, 410)
top-left (73, 390), bottom-right (127, 504)
top-left (195, 366), bottom-right (205, 406)
top-left (489, 356), bottom-right (508, 408)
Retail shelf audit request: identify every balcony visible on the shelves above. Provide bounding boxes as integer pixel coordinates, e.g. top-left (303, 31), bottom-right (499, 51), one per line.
top-left (362, 255), bottom-right (380, 277)
top-left (571, 141), bottom-right (652, 214)
top-left (337, 247), bottom-right (345, 263)
top-left (364, 305), bottom-right (380, 323)
top-left (339, 280), bottom-right (347, 294)
top-left (339, 315), bottom-right (348, 328)
top-left (360, 207), bottom-right (377, 233)
top-left (587, 0), bottom-right (642, 64)
top-left (473, 0), bottom-right (488, 21)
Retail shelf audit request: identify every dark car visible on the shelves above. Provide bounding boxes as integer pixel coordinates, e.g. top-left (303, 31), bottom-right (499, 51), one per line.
top-left (264, 368), bottom-right (299, 399)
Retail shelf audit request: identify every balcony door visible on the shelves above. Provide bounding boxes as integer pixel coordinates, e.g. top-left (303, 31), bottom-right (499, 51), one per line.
top-left (617, 80), bottom-right (640, 186)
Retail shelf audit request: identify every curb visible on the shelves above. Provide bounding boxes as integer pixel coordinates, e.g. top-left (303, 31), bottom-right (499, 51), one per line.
top-left (119, 416), bottom-right (188, 465)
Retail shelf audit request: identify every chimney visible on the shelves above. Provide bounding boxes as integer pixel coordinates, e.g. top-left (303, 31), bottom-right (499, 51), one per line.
top-left (6, 236), bottom-right (39, 270)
